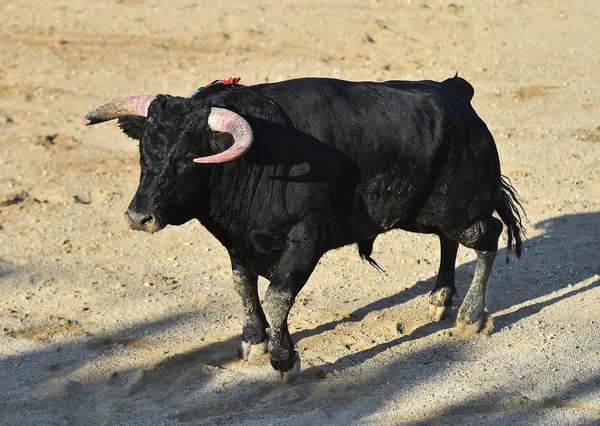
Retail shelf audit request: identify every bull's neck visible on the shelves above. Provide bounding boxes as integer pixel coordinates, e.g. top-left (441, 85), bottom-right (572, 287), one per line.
top-left (198, 160), bottom-right (257, 247)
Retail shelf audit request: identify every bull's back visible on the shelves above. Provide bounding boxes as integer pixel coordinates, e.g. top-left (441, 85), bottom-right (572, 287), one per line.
top-left (217, 77), bottom-right (498, 247)
top-left (255, 78), bottom-right (479, 235)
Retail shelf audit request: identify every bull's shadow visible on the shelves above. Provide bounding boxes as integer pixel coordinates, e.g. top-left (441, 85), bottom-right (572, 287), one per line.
top-left (2, 212), bottom-right (597, 425)
top-left (293, 210), bottom-right (600, 373)
top-left (168, 206), bottom-right (600, 425)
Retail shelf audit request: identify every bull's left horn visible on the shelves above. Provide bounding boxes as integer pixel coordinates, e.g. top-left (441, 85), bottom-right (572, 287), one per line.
top-left (82, 95), bottom-right (157, 125)
top-left (193, 108), bottom-right (254, 163)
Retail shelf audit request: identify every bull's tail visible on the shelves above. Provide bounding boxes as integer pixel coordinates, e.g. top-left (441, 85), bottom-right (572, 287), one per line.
top-left (496, 176), bottom-right (527, 263)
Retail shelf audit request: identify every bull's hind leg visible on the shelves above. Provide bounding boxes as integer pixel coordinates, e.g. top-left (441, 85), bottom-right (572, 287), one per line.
top-left (456, 250), bottom-right (496, 336)
top-left (428, 234), bottom-right (459, 322)
top-left (446, 216), bottom-right (502, 336)
top-left (229, 251), bottom-right (269, 361)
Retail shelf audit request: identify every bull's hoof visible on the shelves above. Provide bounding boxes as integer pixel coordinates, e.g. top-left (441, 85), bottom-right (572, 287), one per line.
top-left (241, 341), bottom-right (268, 361)
top-left (455, 317), bottom-right (483, 337)
top-left (279, 354), bottom-right (301, 384)
top-left (428, 304), bottom-right (447, 322)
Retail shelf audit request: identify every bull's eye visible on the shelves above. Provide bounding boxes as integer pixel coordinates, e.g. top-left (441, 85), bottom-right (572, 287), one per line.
top-left (180, 154), bottom-right (198, 166)
top-left (177, 156), bottom-right (196, 173)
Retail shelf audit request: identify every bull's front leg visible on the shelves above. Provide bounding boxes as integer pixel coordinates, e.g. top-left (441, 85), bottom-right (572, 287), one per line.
top-left (228, 250), bottom-right (269, 361)
top-left (263, 225), bottom-right (323, 384)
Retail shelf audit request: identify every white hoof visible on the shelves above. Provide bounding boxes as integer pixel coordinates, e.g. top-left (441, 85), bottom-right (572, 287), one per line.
top-left (455, 317), bottom-right (483, 337)
top-left (279, 355), bottom-right (301, 384)
top-left (241, 341), bottom-right (268, 361)
top-left (428, 304), bottom-right (447, 322)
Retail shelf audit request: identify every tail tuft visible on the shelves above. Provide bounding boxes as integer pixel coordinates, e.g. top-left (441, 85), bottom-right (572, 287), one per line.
top-left (496, 176), bottom-right (527, 263)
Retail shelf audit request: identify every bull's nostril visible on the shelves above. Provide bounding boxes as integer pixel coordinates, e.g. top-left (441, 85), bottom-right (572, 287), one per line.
top-left (140, 215), bottom-right (155, 225)
top-left (125, 210), bottom-right (158, 231)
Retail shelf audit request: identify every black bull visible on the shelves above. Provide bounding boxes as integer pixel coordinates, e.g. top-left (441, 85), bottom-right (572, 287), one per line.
top-left (83, 76), bottom-right (524, 383)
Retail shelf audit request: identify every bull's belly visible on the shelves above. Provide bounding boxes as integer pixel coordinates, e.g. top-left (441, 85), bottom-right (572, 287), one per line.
top-left (341, 187), bottom-right (426, 235)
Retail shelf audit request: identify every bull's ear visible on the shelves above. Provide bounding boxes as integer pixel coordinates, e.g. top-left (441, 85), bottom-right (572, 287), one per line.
top-left (117, 115), bottom-right (147, 140)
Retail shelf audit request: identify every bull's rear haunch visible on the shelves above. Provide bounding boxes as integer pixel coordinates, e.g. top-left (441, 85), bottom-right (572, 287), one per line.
top-left (83, 76), bottom-right (525, 383)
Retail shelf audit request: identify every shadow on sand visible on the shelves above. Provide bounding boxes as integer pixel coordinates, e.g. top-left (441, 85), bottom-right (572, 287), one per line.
top-left (1, 211), bottom-right (598, 424)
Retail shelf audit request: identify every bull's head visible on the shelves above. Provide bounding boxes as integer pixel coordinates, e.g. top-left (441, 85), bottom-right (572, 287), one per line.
top-left (83, 95), bottom-right (253, 233)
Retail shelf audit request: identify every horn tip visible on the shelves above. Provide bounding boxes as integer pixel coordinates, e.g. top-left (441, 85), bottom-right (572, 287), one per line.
top-left (192, 158), bottom-right (211, 164)
top-left (82, 113), bottom-right (101, 126)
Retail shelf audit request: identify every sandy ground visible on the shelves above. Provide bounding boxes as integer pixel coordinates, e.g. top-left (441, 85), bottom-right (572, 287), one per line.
top-left (1, 0), bottom-right (599, 424)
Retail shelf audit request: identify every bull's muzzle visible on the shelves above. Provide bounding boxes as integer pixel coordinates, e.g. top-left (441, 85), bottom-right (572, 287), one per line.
top-left (125, 210), bottom-right (162, 233)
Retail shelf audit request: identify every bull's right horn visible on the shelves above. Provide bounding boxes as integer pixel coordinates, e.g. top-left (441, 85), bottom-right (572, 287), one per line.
top-left (82, 95), bottom-right (156, 125)
top-left (193, 108), bottom-right (254, 163)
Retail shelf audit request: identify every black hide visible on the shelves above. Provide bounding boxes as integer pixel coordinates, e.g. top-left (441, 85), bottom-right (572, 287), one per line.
top-left (102, 76), bottom-right (525, 377)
